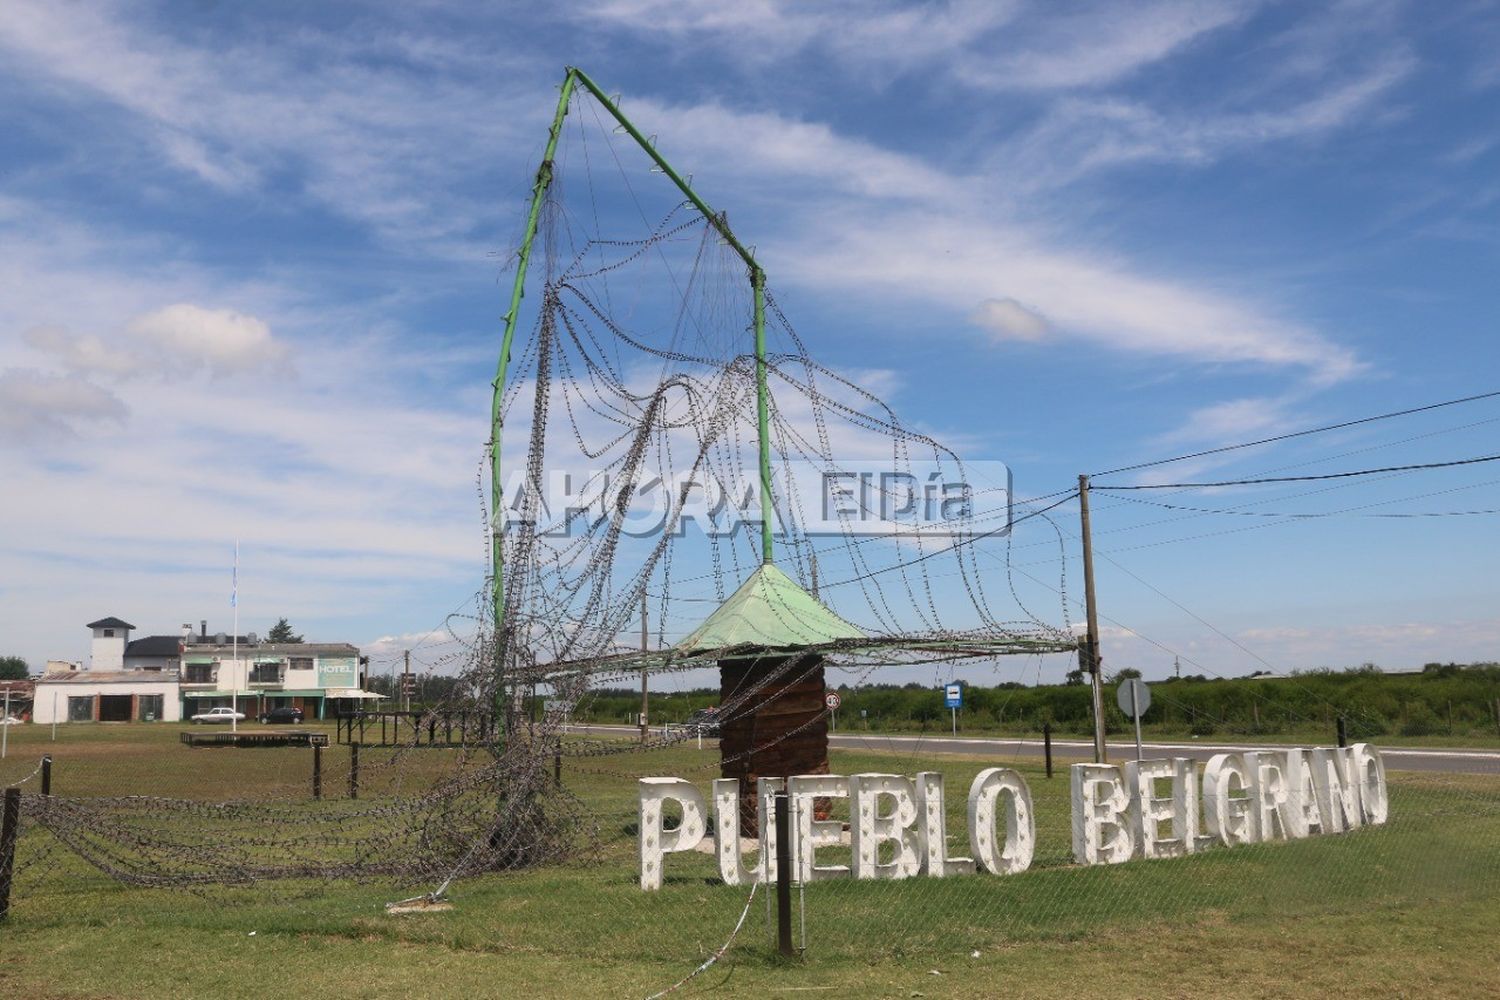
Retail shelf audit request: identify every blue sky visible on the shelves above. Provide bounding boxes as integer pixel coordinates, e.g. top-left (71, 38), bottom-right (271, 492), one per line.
top-left (1, 0), bottom-right (1497, 687)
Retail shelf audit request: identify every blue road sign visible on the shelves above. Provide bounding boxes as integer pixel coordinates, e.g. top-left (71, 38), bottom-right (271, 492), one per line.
top-left (944, 683), bottom-right (962, 709)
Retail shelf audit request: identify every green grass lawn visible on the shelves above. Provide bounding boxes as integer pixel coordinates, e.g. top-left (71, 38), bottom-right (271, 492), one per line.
top-left (1, 724), bottom-right (1497, 998)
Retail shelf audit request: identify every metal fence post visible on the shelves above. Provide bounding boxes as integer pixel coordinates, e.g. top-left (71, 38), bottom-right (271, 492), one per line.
top-left (1337, 716), bottom-right (1347, 748)
top-left (348, 743), bottom-right (359, 800)
top-left (775, 791), bottom-right (793, 957)
top-left (312, 744), bottom-right (323, 800)
top-left (1043, 723), bottom-right (1053, 779)
top-left (40, 756), bottom-right (52, 796)
top-left (0, 787), bottom-right (20, 921)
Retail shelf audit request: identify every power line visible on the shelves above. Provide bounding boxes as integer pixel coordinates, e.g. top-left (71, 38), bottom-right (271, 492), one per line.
top-left (1092, 388), bottom-right (1500, 477)
top-left (1093, 453), bottom-right (1500, 490)
top-left (818, 491), bottom-right (1079, 591)
top-left (1104, 499), bottom-right (1500, 519)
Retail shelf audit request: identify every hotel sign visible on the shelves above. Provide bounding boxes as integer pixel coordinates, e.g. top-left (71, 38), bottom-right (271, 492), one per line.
top-left (317, 656), bottom-right (358, 688)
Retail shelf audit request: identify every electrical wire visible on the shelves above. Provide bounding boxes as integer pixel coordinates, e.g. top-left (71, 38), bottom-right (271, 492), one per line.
top-left (1092, 388), bottom-right (1500, 477)
top-left (1093, 453), bottom-right (1500, 490)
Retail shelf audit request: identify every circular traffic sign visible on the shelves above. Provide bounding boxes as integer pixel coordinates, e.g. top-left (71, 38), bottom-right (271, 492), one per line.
top-left (824, 691), bottom-right (842, 711)
top-left (1115, 677), bottom-right (1151, 718)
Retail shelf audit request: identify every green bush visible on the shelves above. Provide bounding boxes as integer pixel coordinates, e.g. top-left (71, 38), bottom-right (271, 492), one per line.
top-left (1400, 702), bottom-right (1443, 737)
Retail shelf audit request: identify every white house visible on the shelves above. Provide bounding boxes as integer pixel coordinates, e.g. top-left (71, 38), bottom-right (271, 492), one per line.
top-left (32, 671), bottom-right (183, 723)
top-left (178, 634), bottom-right (368, 720)
top-left (32, 616), bottom-right (374, 724)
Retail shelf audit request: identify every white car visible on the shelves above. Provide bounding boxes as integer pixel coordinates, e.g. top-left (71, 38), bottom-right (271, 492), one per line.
top-left (0, 715), bottom-right (22, 725)
top-left (190, 706), bottom-right (246, 724)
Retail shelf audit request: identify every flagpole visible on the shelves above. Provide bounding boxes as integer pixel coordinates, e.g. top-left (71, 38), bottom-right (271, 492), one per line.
top-left (232, 541), bottom-right (239, 734)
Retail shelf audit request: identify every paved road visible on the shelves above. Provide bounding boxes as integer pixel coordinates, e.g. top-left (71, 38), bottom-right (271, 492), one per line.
top-left (572, 724), bottom-right (1500, 775)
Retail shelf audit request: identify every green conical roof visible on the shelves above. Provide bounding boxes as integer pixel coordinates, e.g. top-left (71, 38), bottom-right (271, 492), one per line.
top-left (676, 563), bottom-right (865, 654)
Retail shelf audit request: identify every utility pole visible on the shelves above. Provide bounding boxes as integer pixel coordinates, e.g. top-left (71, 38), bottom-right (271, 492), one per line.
top-left (402, 649), bottom-right (411, 713)
top-left (639, 591), bottom-right (649, 743)
top-left (1078, 474), bottom-right (1107, 764)
top-left (1174, 656), bottom-right (1181, 680)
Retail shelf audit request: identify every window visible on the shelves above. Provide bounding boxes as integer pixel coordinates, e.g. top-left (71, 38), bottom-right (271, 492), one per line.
top-left (288, 657), bottom-right (314, 673)
top-left (68, 696), bottom-right (94, 722)
top-left (137, 694), bottom-right (164, 721)
top-left (185, 663), bottom-right (216, 684)
top-left (249, 663), bottom-right (283, 684)
top-left (103, 629), bottom-right (114, 637)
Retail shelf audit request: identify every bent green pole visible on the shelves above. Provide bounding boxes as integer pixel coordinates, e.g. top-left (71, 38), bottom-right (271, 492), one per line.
top-left (491, 69), bottom-right (577, 719)
top-left (490, 67), bottom-right (779, 722)
top-left (752, 269), bottom-right (773, 563)
top-left (566, 68), bottom-right (775, 566)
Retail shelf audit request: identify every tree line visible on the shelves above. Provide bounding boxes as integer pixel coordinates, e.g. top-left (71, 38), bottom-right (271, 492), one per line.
top-left (577, 662), bottom-right (1500, 740)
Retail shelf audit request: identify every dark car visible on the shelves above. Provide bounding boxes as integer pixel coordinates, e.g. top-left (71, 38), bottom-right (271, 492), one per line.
top-left (258, 706), bottom-right (305, 725)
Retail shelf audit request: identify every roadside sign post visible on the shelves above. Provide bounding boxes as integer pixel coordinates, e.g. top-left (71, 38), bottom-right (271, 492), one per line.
top-left (944, 683), bottom-right (962, 736)
top-left (824, 691), bottom-right (841, 733)
top-left (1115, 678), bottom-right (1151, 761)
top-left (544, 700), bottom-right (570, 735)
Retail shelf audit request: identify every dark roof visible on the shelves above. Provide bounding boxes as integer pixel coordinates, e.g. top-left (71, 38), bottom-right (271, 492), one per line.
top-left (126, 635), bottom-right (183, 657)
top-left (87, 616), bottom-right (135, 630)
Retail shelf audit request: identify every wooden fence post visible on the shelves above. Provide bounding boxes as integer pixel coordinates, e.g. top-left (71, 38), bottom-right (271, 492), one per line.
top-left (775, 791), bottom-right (793, 957)
top-left (0, 787), bottom-right (20, 920)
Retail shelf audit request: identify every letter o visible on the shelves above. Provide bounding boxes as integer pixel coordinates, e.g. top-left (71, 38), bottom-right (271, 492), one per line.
top-left (967, 767), bottom-right (1035, 875)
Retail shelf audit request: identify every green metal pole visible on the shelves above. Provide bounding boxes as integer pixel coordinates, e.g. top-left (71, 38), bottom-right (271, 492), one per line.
top-left (752, 268), bottom-right (773, 564)
top-left (566, 70), bottom-right (757, 270)
top-left (492, 69), bottom-right (577, 713)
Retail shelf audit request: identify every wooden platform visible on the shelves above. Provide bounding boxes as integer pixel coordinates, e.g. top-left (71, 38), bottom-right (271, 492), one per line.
top-left (334, 710), bottom-right (497, 747)
top-left (180, 729), bottom-right (330, 748)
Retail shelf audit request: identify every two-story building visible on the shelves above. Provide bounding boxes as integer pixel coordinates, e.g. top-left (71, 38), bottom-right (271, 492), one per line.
top-left (178, 633), bottom-right (368, 721)
top-left (31, 617), bottom-right (374, 724)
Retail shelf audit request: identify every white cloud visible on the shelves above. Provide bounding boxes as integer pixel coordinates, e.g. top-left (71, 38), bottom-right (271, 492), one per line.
top-left (956, 0), bottom-right (1254, 91)
top-left (1160, 395), bottom-right (1301, 445)
top-left (776, 209), bottom-right (1363, 381)
top-left (0, 1), bottom-right (547, 255)
top-left (620, 98), bottom-right (960, 202)
top-left (22, 325), bottom-right (140, 378)
top-left (1233, 618), bottom-right (1500, 670)
top-left (971, 298), bottom-right (1051, 342)
top-left (996, 54), bottom-right (1415, 189)
top-left (0, 368), bottom-right (127, 441)
top-left (25, 305), bottom-right (291, 380)
top-left (584, 0), bottom-right (1248, 90)
top-left (127, 304), bottom-right (290, 376)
